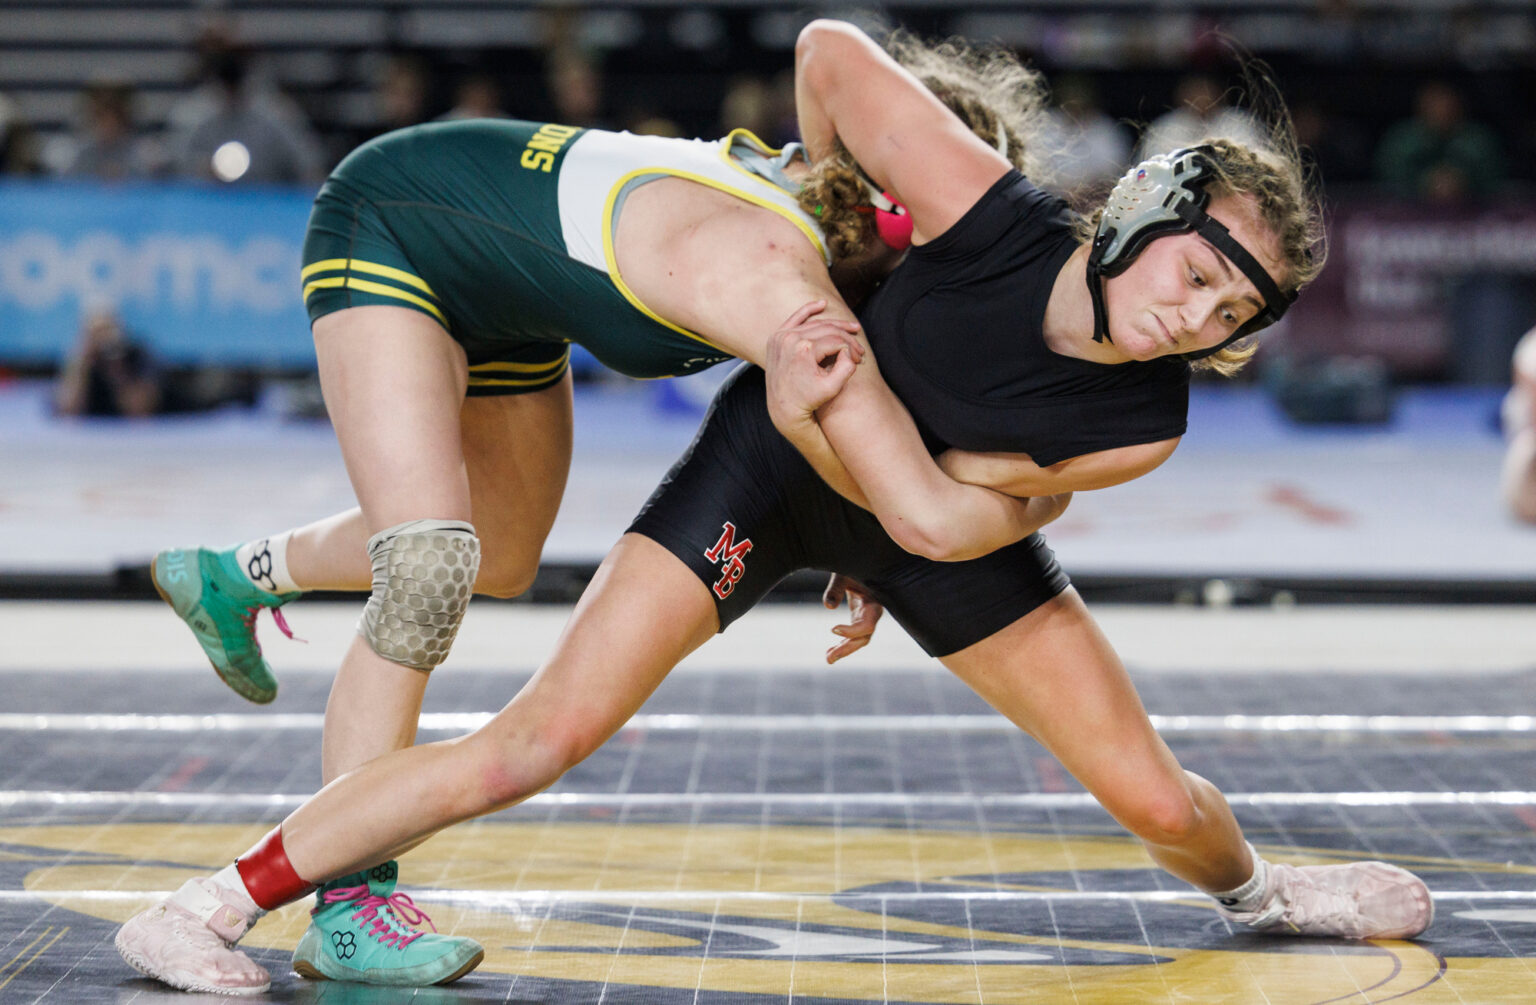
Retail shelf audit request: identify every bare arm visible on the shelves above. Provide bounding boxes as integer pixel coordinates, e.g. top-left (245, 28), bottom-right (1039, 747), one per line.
top-left (767, 311), bottom-right (1176, 556)
top-left (1504, 429), bottom-right (1536, 524)
top-left (617, 162), bottom-right (1048, 557)
top-left (761, 307), bottom-right (872, 509)
top-left (655, 240), bottom-right (1057, 557)
top-left (768, 324), bottom-right (1067, 561)
top-left (795, 19), bottom-right (1011, 245)
top-left (815, 373), bottom-right (1071, 560)
top-left (784, 21), bottom-right (1071, 558)
top-left (938, 438), bottom-right (1182, 498)
top-left (1508, 334), bottom-right (1536, 524)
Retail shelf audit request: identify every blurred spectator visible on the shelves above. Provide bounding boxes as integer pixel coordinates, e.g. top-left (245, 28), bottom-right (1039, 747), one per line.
top-left (166, 27), bottom-right (325, 186)
top-left (546, 47), bottom-right (613, 129)
top-left (1137, 73), bottom-right (1265, 159)
top-left (54, 310), bottom-right (262, 418)
top-left (1375, 80), bottom-right (1505, 204)
top-left (440, 71), bottom-right (509, 121)
top-left (625, 111), bottom-right (683, 138)
top-left (1377, 80), bottom-right (1516, 385)
top-left (765, 71), bottom-right (801, 147)
top-left (717, 72), bottom-right (798, 146)
top-left (719, 75), bottom-right (775, 139)
top-left (54, 313), bottom-right (163, 418)
top-left (375, 54), bottom-right (431, 131)
top-left (1036, 74), bottom-right (1131, 204)
top-left (0, 92), bottom-right (42, 175)
top-left (1290, 99), bottom-right (1372, 185)
top-left (55, 80), bottom-right (165, 181)
top-left (1503, 328), bottom-right (1536, 524)
top-left (347, 53), bottom-right (432, 149)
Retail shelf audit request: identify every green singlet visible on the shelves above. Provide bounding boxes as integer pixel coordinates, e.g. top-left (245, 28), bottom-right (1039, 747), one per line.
top-left (301, 118), bottom-right (828, 396)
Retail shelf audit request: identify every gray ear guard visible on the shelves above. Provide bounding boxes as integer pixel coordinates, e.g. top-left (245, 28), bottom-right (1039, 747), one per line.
top-left (1086, 145), bottom-right (1297, 362)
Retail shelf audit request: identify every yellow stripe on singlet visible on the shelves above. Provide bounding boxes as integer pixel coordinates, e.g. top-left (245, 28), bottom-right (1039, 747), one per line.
top-left (600, 166), bottom-right (826, 356)
top-left (301, 258), bottom-right (439, 298)
top-left (468, 374), bottom-right (566, 387)
top-left (713, 129), bottom-right (831, 266)
top-left (598, 174), bottom-right (719, 352)
top-left (468, 349), bottom-right (570, 387)
top-left (302, 276), bottom-right (449, 328)
top-left (468, 353), bottom-right (570, 375)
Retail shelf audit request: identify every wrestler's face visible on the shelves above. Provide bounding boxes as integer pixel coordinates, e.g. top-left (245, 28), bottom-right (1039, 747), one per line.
top-left (1103, 194), bottom-right (1285, 361)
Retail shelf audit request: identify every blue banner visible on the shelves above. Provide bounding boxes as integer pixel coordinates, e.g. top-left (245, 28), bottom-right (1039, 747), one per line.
top-left (0, 180), bottom-right (317, 367)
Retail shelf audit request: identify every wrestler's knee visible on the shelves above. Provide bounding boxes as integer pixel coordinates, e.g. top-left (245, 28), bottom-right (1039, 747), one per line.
top-left (473, 556), bottom-right (539, 600)
top-left (468, 716), bottom-right (594, 810)
top-left (359, 519), bottom-right (480, 670)
top-left (472, 749), bottom-right (552, 811)
top-left (1110, 774), bottom-right (1204, 847)
top-left (546, 713), bottom-right (617, 771)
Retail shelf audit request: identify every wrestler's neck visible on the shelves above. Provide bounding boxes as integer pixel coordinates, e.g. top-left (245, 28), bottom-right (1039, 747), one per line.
top-left (829, 241), bottom-right (907, 309)
top-left (1042, 244), bottom-right (1128, 364)
top-left (780, 158), bottom-right (908, 304)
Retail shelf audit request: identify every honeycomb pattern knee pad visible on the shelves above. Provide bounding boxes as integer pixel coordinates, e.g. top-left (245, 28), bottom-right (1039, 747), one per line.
top-left (358, 519), bottom-right (481, 671)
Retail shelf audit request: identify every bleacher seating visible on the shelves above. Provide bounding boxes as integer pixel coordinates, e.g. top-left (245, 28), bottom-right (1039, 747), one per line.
top-left (1, 0), bottom-right (1532, 181)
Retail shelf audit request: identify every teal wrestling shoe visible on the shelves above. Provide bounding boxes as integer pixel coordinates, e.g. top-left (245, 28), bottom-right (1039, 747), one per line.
top-left (151, 546), bottom-right (299, 704)
top-left (292, 862), bottom-right (485, 986)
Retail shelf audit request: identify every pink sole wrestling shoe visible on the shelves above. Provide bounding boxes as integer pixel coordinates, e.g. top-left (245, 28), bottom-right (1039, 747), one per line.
top-left (115, 878), bottom-right (271, 995)
top-left (1221, 860), bottom-right (1435, 940)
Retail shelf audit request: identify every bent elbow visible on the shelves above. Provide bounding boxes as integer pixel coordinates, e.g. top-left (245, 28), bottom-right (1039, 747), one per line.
top-left (796, 20), bottom-right (856, 81)
top-left (797, 18), bottom-right (848, 53)
top-left (887, 520), bottom-right (972, 563)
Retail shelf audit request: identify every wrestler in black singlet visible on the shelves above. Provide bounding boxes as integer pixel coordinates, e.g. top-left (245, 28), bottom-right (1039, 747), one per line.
top-left (629, 173), bottom-right (1191, 655)
top-left (863, 170), bottom-right (1189, 463)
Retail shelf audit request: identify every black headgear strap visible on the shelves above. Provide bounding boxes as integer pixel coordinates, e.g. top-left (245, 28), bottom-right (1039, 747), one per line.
top-left (1173, 200), bottom-right (1296, 360)
top-left (1086, 148), bottom-right (1297, 362)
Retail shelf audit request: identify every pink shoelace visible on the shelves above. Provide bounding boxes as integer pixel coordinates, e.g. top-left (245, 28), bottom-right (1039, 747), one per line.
top-left (319, 885), bottom-right (439, 949)
top-left (238, 605), bottom-right (301, 644)
top-left (269, 607), bottom-right (298, 642)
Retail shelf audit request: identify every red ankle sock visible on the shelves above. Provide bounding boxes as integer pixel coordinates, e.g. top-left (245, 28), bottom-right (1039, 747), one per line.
top-left (235, 827), bottom-right (318, 910)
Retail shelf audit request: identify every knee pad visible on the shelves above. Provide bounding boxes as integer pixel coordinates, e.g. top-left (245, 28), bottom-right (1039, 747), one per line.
top-left (359, 519), bottom-right (480, 671)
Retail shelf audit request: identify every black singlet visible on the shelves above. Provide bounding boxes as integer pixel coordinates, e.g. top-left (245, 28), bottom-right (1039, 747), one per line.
top-left (627, 366), bottom-right (1070, 657)
top-left (860, 170), bottom-right (1191, 467)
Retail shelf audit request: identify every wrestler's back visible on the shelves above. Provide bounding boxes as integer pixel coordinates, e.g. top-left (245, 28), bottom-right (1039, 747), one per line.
top-left (613, 176), bottom-right (846, 365)
top-left (314, 119), bottom-right (836, 380)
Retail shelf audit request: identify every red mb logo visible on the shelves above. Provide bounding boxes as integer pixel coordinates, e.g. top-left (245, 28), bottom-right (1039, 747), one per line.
top-left (704, 522), bottom-right (753, 600)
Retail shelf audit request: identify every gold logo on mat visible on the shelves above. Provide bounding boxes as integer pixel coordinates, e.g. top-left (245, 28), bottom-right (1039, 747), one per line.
top-left (7, 822), bottom-right (1531, 1003)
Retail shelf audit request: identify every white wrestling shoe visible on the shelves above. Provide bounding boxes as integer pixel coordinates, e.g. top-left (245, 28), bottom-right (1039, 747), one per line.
top-left (115, 878), bottom-right (271, 995)
top-left (1218, 860), bottom-right (1434, 939)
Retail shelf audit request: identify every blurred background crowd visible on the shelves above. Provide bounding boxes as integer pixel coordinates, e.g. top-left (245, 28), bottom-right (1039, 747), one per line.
top-left (0, 0), bottom-right (1532, 430)
top-left (5, 1), bottom-right (1531, 198)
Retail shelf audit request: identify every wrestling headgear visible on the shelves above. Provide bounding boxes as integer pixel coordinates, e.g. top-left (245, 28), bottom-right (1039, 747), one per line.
top-left (1087, 145), bottom-right (1296, 361)
top-left (867, 189), bottom-right (913, 250)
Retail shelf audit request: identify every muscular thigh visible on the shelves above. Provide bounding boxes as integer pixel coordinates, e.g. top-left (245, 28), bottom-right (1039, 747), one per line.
top-left (313, 305), bottom-right (470, 531)
top-left (480, 533), bottom-right (720, 763)
top-left (461, 372), bottom-right (574, 597)
top-left (940, 591), bottom-right (1187, 810)
top-left (625, 364), bottom-right (1072, 645)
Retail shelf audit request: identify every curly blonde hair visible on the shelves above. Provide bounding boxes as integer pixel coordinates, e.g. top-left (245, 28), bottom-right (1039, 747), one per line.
top-left (795, 29), bottom-right (1050, 262)
top-left (796, 34), bottom-right (1324, 379)
top-left (1188, 135), bottom-right (1326, 375)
